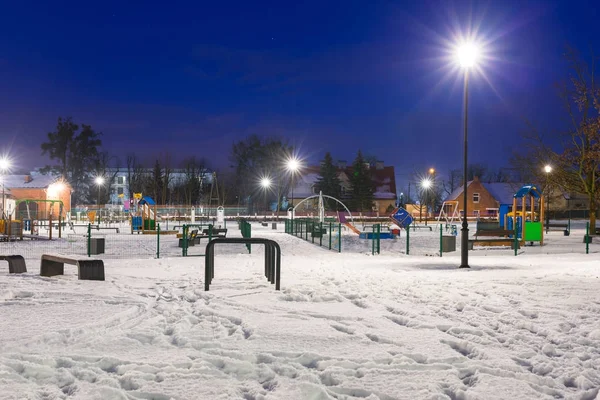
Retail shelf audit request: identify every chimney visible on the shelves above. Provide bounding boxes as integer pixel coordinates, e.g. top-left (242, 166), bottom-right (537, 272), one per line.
top-left (24, 175), bottom-right (32, 183)
top-left (337, 160), bottom-right (347, 169)
top-left (375, 160), bottom-right (384, 170)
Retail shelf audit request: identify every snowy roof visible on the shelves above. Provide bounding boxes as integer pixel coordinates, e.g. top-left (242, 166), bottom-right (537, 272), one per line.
top-left (2, 173), bottom-right (59, 189)
top-left (486, 183), bottom-right (524, 205)
top-left (445, 182), bottom-right (472, 202)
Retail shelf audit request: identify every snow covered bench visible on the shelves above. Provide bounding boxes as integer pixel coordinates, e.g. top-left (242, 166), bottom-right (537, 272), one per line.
top-left (0, 255), bottom-right (27, 274)
top-left (40, 254), bottom-right (105, 281)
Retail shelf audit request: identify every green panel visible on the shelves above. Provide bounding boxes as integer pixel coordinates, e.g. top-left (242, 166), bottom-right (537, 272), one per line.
top-left (524, 221), bottom-right (542, 241)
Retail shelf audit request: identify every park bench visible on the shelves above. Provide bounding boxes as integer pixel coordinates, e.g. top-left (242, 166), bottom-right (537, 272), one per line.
top-left (194, 228), bottom-right (228, 243)
top-left (178, 229), bottom-right (198, 247)
top-left (470, 228), bottom-right (518, 249)
top-left (0, 255), bottom-right (27, 274)
top-left (474, 229), bottom-right (513, 239)
top-left (40, 254), bottom-right (105, 280)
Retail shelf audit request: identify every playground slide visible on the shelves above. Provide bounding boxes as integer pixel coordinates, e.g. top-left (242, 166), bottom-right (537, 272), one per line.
top-left (344, 222), bottom-right (361, 235)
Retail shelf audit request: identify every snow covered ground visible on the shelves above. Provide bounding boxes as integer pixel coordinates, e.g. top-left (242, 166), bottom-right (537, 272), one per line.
top-left (1, 222), bottom-right (600, 399)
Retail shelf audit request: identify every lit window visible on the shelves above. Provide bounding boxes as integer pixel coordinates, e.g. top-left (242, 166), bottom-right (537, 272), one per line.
top-left (473, 193), bottom-right (480, 203)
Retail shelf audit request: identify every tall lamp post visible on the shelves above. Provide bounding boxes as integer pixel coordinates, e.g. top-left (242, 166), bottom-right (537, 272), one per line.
top-left (95, 176), bottom-right (105, 208)
top-left (421, 178), bottom-right (432, 226)
top-left (544, 165), bottom-right (552, 232)
top-left (261, 177), bottom-right (272, 217)
top-left (0, 158), bottom-right (11, 219)
top-left (286, 158), bottom-right (300, 230)
top-left (456, 41), bottom-right (479, 269)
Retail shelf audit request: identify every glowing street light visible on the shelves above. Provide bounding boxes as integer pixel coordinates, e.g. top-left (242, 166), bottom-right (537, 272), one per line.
top-left (94, 176), bottom-right (105, 207)
top-left (261, 177), bottom-right (272, 214)
top-left (456, 42), bottom-right (480, 69)
top-left (544, 165), bottom-right (552, 231)
top-left (286, 157), bottom-right (301, 215)
top-left (455, 40), bottom-right (481, 269)
top-left (0, 157), bottom-right (11, 219)
top-left (421, 178), bottom-right (433, 225)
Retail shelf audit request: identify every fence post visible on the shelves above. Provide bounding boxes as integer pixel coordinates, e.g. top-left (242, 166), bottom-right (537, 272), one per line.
top-left (319, 222), bottom-right (323, 247)
top-left (329, 222), bottom-right (332, 250)
top-left (406, 225), bottom-right (410, 255)
top-left (586, 222), bottom-right (590, 254)
top-left (372, 225), bottom-right (375, 255)
top-left (182, 224), bottom-right (188, 257)
top-left (338, 223), bottom-right (342, 253)
top-left (514, 222), bottom-right (518, 256)
top-left (377, 224), bottom-right (381, 254)
top-left (87, 223), bottom-right (91, 257)
top-left (157, 223), bottom-right (160, 259)
top-left (439, 224), bottom-right (443, 257)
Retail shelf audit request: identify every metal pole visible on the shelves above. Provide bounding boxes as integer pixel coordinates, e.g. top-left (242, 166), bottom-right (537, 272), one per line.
top-left (545, 174), bottom-right (550, 233)
top-left (157, 223), bottom-right (160, 259)
top-left (439, 223), bottom-right (443, 257)
top-left (406, 224), bottom-right (410, 255)
top-left (460, 71), bottom-right (470, 268)
top-left (87, 223), bottom-right (91, 257)
top-left (586, 222), bottom-right (590, 254)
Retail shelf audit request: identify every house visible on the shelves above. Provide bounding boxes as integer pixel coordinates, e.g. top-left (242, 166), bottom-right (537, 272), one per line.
top-left (444, 177), bottom-right (523, 219)
top-left (2, 172), bottom-right (71, 220)
top-left (289, 160), bottom-right (397, 214)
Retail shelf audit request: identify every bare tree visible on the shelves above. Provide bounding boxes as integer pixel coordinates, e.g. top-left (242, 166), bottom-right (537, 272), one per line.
top-left (515, 48), bottom-right (600, 230)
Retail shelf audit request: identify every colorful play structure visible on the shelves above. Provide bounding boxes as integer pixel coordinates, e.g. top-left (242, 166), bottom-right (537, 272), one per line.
top-left (130, 195), bottom-right (175, 235)
top-left (503, 184), bottom-right (545, 246)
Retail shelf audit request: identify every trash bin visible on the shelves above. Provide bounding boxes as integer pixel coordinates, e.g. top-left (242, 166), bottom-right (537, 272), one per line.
top-left (90, 237), bottom-right (105, 255)
top-left (272, 222), bottom-right (277, 230)
top-left (441, 235), bottom-right (456, 252)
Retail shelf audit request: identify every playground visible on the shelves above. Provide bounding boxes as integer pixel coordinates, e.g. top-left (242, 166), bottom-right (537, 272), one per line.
top-left (1, 221), bottom-right (600, 399)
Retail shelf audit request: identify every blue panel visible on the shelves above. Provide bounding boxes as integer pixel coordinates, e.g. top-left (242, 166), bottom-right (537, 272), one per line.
top-left (514, 184), bottom-right (542, 199)
top-left (390, 207), bottom-right (413, 229)
top-left (139, 196), bottom-right (156, 206)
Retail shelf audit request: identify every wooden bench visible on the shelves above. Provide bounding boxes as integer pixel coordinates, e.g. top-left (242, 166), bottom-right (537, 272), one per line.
top-left (0, 255), bottom-right (27, 274)
top-left (475, 229), bottom-right (512, 239)
top-left (178, 229), bottom-right (198, 247)
top-left (40, 254), bottom-right (105, 280)
top-left (468, 238), bottom-right (520, 250)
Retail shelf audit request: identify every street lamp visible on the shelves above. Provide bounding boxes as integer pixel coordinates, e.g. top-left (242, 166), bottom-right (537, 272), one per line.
top-left (95, 176), bottom-right (105, 208)
top-left (286, 157), bottom-right (301, 230)
top-left (0, 158), bottom-right (11, 219)
top-left (421, 178), bottom-right (432, 226)
top-left (455, 41), bottom-right (480, 269)
top-left (544, 165), bottom-right (552, 232)
top-left (261, 177), bottom-right (272, 215)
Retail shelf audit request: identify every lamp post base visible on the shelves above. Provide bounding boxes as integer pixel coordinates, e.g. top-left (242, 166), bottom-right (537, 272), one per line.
top-left (460, 224), bottom-right (470, 269)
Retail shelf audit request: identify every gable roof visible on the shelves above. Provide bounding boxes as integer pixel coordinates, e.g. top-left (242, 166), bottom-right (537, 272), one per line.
top-left (3, 173), bottom-right (59, 189)
top-left (485, 183), bottom-right (524, 204)
top-left (445, 181), bottom-right (525, 204)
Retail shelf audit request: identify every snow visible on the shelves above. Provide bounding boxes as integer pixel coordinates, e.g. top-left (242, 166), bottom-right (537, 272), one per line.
top-left (1, 222), bottom-right (600, 399)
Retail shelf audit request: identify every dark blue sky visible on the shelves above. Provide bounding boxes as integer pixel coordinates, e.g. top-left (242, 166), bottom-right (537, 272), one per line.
top-left (1, 0), bottom-right (598, 187)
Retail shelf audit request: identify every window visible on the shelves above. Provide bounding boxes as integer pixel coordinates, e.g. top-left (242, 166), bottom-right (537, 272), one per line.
top-left (117, 187), bottom-right (124, 195)
top-left (473, 193), bottom-right (480, 203)
top-left (118, 176), bottom-right (125, 185)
